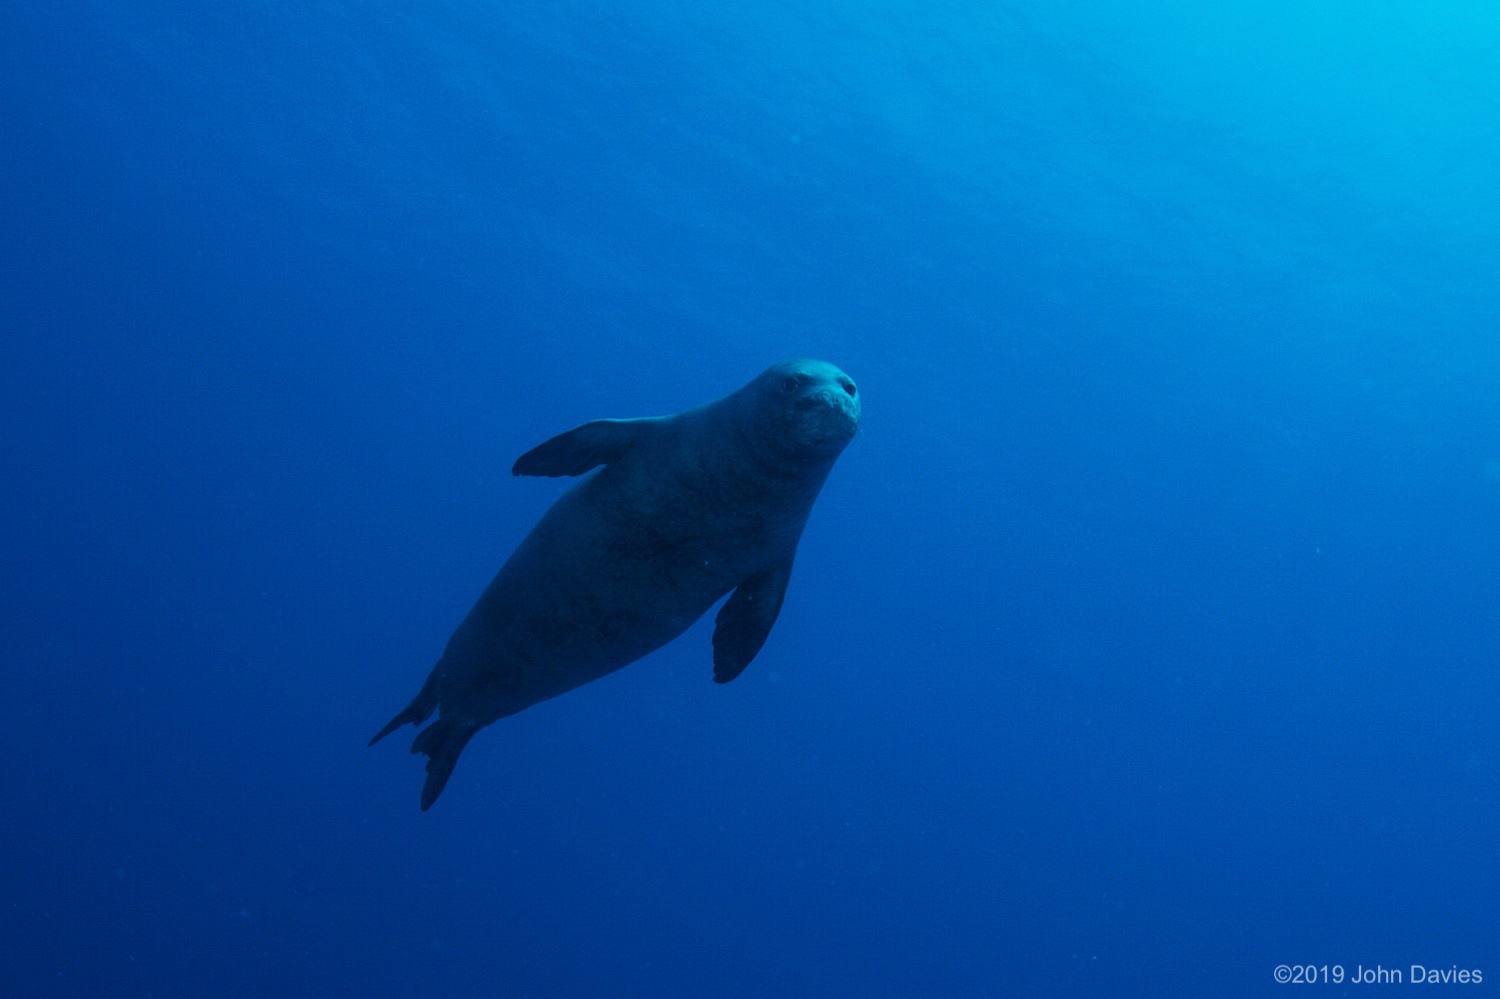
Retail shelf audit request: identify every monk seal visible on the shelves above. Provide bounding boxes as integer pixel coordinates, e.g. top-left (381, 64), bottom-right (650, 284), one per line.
top-left (370, 359), bottom-right (860, 809)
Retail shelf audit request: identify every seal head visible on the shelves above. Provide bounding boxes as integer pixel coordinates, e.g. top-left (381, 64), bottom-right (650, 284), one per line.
top-left (733, 359), bottom-right (860, 474)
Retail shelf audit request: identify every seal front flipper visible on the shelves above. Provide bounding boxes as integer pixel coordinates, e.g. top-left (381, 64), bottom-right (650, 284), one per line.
top-left (712, 562), bottom-right (793, 684)
top-left (511, 418), bottom-right (657, 477)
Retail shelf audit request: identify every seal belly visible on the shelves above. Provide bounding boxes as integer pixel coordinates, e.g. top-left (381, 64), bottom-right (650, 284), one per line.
top-left (435, 470), bottom-right (758, 723)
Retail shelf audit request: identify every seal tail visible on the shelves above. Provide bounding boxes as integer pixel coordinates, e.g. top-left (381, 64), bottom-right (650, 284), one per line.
top-left (410, 718), bottom-right (477, 811)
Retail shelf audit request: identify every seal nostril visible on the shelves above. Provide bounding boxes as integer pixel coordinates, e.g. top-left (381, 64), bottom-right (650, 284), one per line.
top-left (840, 379), bottom-right (857, 398)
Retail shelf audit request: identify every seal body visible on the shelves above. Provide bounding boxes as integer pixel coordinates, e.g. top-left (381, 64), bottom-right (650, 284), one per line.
top-left (371, 360), bottom-right (860, 809)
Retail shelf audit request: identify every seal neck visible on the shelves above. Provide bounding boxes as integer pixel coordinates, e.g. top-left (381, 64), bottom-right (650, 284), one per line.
top-left (719, 387), bottom-right (842, 488)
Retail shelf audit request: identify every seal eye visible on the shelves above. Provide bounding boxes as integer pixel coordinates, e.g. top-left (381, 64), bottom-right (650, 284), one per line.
top-left (780, 376), bottom-right (800, 393)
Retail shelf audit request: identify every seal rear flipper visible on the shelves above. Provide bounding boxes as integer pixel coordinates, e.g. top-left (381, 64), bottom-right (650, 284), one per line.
top-left (711, 562), bottom-right (793, 684)
top-left (368, 673), bottom-right (439, 746)
top-left (511, 418), bottom-right (656, 477)
top-left (411, 718), bottom-right (478, 811)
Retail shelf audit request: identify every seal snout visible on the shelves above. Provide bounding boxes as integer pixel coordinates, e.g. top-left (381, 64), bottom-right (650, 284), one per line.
top-left (793, 382), bottom-right (860, 456)
top-left (799, 376), bottom-right (857, 407)
top-left (795, 385), bottom-right (860, 421)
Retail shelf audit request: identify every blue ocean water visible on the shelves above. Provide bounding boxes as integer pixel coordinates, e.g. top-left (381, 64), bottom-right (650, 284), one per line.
top-left (4, 0), bottom-right (1497, 995)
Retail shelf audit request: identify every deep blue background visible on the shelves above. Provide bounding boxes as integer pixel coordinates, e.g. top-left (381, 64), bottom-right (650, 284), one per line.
top-left (4, 1), bottom-right (1497, 995)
